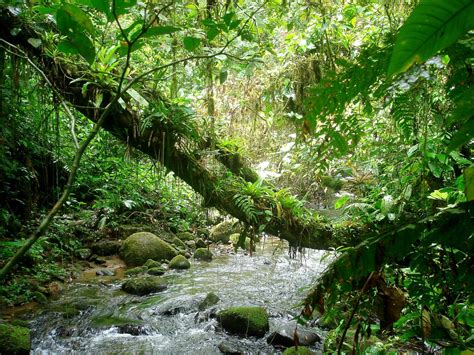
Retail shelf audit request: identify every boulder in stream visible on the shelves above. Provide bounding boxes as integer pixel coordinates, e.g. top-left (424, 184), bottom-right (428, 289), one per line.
top-left (121, 276), bottom-right (167, 295)
top-left (172, 237), bottom-right (187, 250)
top-left (147, 267), bottom-right (166, 276)
top-left (267, 323), bottom-right (321, 348)
top-left (218, 306), bottom-right (269, 337)
top-left (121, 232), bottom-right (178, 266)
top-left (194, 248), bottom-right (213, 261)
top-left (210, 220), bottom-right (240, 243)
top-left (0, 323), bottom-right (30, 355)
top-left (168, 255), bottom-right (191, 270)
top-left (198, 292), bottom-right (220, 311)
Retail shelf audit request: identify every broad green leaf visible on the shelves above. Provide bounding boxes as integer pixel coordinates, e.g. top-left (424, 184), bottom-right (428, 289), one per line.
top-left (56, 4), bottom-right (95, 36)
top-left (183, 36), bottom-right (201, 51)
top-left (464, 166), bottom-right (474, 201)
top-left (334, 195), bottom-right (350, 209)
top-left (90, 0), bottom-right (110, 15)
top-left (447, 117), bottom-right (474, 152)
top-left (222, 12), bottom-right (235, 27)
top-left (228, 19), bottom-right (241, 31)
top-left (64, 32), bottom-right (95, 64)
top-left (142, 26), bottom-right (181, 38)
top-left (388, 0), bottom-right (474, 76)
top-left (207, 27), bottom-right (220, 41)
top-left (57, 40), bottom-right (79, 55)
top-left (448, 86), bottom-right (474, 125)
top-left (113, 0), bottom-right (137, 16)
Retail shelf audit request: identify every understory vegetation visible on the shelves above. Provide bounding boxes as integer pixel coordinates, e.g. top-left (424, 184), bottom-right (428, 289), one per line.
top-left (0, 0), bottom-right (473, 352)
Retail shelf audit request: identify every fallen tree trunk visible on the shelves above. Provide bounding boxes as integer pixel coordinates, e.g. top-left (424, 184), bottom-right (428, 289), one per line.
top-left (0, 7), bottom-right (361, 250)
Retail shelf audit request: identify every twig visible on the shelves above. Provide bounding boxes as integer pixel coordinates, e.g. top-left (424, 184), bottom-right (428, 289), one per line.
top-left (337, 271), bottom-right (376, 354)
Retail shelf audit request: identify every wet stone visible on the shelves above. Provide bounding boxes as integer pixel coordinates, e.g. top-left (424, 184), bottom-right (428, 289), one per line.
top-left (267, 323), bottom-right (321, 348)
top-left (95, 269), bottom-right (116, 276)
top-left (117, 324), bottom-right (149, 336)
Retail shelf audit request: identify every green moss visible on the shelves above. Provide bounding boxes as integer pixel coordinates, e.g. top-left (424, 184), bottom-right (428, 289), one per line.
top-left (209, 221), bottom-right (240, 243)
top-left (91, 315), bottom-right (140, 327)
top-left (218, 306), bottom-right (269, 337)
top-left (0, 323), bottom-right (30, 354)
top-left (172, 237), bottom-right (187, 250)
top-left (198, 292), bottom-right (220, 311)
top-left (169, 255), bottom-right (191, 270)
top-left (177, 232), bottom-right (194, 241)
top-left (283, 346), bottom-right (314, 355)
top-left (122, 276), bottom-right (168, 295)
top-left (147, 267), bottom-right (165, 275)
top-left (121, 232), bottom-right (178, 266)
top-left (125, 266), bottom-right (146, 277)
top-left (194, 248), bottom-right (213, 261)
top-left (144, 259), bottom-right (161, 268)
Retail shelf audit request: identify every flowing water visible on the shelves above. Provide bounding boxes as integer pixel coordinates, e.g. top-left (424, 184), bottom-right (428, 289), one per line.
top-left (30, 237), bottom-right (332, 354)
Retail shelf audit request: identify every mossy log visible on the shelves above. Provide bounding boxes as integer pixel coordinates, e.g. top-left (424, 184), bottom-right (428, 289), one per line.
top-left (1, 8), bottom-right (358, 250)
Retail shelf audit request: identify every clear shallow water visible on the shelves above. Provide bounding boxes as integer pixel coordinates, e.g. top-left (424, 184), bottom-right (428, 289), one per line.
top-left (30, 238), bottom-right (332, 354)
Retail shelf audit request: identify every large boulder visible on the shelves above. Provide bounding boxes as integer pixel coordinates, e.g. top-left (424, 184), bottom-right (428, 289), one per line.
top-left (209, 221), bottom-right (240, 243)
top-left (122, 276), bottom-right (167, 295)
top-left (168, 255), bottom-right (190, 270)
top-left (0, 323), bottom-right (30, 355)
top-left (194, 248), bottom-right (213, 261)
top-left (121, 232), bottom-right (178, 266)
top-left (218, 306), bottom-right (269, 337)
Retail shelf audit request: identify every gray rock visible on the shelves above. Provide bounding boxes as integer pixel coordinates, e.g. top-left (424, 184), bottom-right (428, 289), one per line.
top-left (96, 269), bottom-right (116, 276)
top-left (267, 324), bottom-right (321, 347)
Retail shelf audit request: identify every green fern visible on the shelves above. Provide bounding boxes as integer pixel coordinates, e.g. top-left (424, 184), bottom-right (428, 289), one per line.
top-left (233, 194), bottom-right (259, 224)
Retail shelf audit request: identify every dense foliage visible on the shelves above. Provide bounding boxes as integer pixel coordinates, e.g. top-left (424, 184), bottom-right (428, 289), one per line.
top-left (0, 0), bottom-right (473, 352)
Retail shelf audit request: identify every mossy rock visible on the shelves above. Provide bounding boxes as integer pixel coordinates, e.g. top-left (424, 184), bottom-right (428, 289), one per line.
top-left (283, 346), bottom-right (315, 355)
top-left (198, 292), bottom-right (220, 311)
top-left (177, 232), bottom-right (194, 241)
top-left (0, 323), bottom-right (30, 355)
top-left (124, 266), bottom-right (146, 277)
top-left (122, 276), bottom-right (167, 295)
top-left (229, 233), bottom-right (256, 252)
top-left (218, 306), bottom-right (269, 337)
top-left (143, 259), bottom-right (161, 268)
top-left (185, 240), bottom-right (196, 249)
top-left (172, 237), bottom-right (187, 250)
top-left (194, 248), bottom-right (213, 261)
top-left (210, 221), bottom-right (240, 243)
top-left (90, 240), bottom-right (122, 256)
top-left (147, 267), bottom-right (166, 276)
top-left (121, 232), bottom-right (178, 266)
top-left (168, 255), bottom-right (190, 270)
